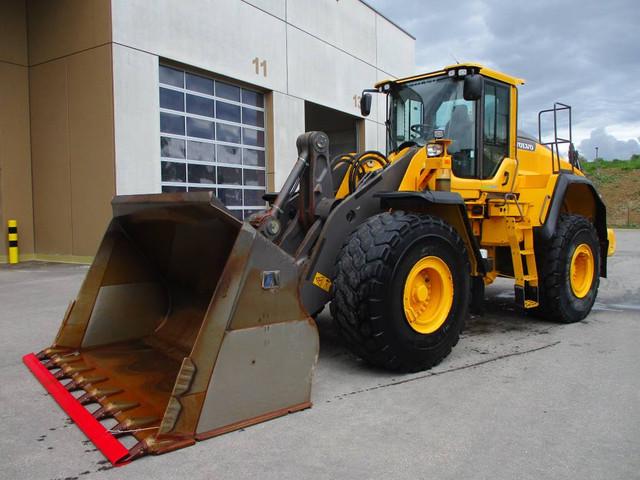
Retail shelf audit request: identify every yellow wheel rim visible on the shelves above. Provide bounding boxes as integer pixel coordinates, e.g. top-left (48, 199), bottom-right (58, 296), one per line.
top-left (402, 256), bottom-right (454, 334)
top-left (570, 243), bottom-right (594, 298)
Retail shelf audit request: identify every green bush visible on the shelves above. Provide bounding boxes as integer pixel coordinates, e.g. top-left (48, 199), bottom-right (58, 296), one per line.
top-left (582, 154), bottom-right (640, 174)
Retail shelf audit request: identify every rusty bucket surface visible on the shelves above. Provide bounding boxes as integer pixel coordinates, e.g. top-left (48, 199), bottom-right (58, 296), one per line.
top-left (24, 192), bottom-right (319, 465)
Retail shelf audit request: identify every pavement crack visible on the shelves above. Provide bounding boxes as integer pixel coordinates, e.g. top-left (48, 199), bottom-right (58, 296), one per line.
top-left (332, 341), bottom-right (561, 400)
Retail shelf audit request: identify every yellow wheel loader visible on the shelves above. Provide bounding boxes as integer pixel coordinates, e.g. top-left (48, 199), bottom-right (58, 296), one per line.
top-left (24, 63), bottom-right (615, 465)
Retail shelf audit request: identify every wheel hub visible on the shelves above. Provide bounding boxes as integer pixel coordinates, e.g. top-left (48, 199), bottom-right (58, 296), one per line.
top-left (570, 243), bottom-right (594, 298)
top-left (403, 256), bottom-right (454, 334)
top-left (413, 284), bottom-right (429, 302)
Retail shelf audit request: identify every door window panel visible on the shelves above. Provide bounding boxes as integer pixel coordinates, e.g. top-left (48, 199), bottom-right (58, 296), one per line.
top-left (186, 94), bottom-right (214, 117)
top-left (186, 73), bottom-right (213, 95)
top-left (161, 161), bottom-right (186, 182)
top-left (160, 88), bottom-right (184, 111)
top-left (218, 145), bottom-right (242, 164)
top-left (160, 112), bottom-right (185, 135)
top-left (187, 140), bottom-right (215, 162)
top-left (217, 123), bottom-right (241, 143)
top-left (161, 137), bottom-right (185, 159)
top-left (243, 148), bottom-right (265, 167)
top-left (217, 101), bottom-right (241, 123)
top-left (187, 164), bottom-right (216, 184)
top-left (187, 117), bottom-right (215, 139)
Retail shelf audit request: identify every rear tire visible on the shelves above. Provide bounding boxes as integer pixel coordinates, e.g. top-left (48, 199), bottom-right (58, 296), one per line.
top-left (535, 214), bottom-right (600, 323)
top-left (331, 211), bottom-right (470, 372)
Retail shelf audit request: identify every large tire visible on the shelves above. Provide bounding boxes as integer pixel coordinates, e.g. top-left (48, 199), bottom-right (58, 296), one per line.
top-left (330, 211), bottom-right (470, 372)
top-left (535, 214), bottom-right (600, 323)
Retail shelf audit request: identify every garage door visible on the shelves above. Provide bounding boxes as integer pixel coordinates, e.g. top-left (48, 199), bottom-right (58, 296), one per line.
top-left (159, 64), bottom-right (267, 220)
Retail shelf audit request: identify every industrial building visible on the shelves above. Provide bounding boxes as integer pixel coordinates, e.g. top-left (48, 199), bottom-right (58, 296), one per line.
top-left (0, 0), bottom-right (415, 262)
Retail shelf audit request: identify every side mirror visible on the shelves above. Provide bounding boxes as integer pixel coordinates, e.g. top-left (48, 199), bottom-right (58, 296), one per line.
top-left (463, 74), bottom-right (484, 101)
top-left (360, 93), bottom-right (372, 117)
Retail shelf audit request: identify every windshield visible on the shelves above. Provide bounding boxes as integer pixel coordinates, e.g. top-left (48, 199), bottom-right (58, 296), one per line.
top-left (390, 76), bottom-right (477, 177)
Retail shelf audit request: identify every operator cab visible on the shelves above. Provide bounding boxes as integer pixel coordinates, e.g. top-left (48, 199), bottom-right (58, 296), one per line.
top-left (364, 64), bottom-right (522, 182)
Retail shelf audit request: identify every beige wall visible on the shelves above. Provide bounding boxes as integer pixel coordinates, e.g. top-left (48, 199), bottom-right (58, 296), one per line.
top-left (24, 0), bottom-right (115, 258)
top-left (27, 0), bottom-right (112, 65)
top-left (0, 0), bottom-right (34, 258)
top-left (30, 45), bottom-right (115, 257)
top-left (0, 0), bottom-right (28, 65)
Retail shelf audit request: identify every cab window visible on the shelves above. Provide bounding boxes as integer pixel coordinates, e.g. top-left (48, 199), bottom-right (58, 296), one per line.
top-left (482, 82), bottom-right (509, 179)
top-left (394, 98), bottom-right (424, 143)
top-left (438, 99), bottom-right (477, 178)
top-left (389, 77), bottom-right (477, 178)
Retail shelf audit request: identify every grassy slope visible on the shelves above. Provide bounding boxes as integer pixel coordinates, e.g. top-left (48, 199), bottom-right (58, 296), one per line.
top-left (581, 155), bottom-right (640, 227)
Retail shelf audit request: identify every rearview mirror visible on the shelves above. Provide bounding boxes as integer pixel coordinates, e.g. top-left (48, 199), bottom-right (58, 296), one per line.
top-left (360, 93), bottom-right (372, 117)
top-left (463, 74), bottom-right (484, 101)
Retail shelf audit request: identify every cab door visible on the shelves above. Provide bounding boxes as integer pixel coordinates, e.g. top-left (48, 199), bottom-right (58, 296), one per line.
top-left (450, 78), bottom-right (517, 196)
top-left (479, 80), bottom-right (516, 191)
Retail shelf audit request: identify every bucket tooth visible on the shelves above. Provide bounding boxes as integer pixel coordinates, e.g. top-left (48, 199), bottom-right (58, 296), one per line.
top-left (77, 387), bottom-right (123, 405)
top-left (92, 406), bottom-right (112, 420)
top-left (93, 401), bottom-right (140, 420)
top-left (54, 364), bottom-right (93, 380)
top-left (44, 355), bottom-right (82, 369)
top-left (36, 347), bottom-right (73, 360)
top-left (42, 359), bottom-right (57, 369)
top-left (64, 375), bottom-right (108, 391)
top-left (111, 416), bottom-right (160, 436)
top-left (55, 355), bottom-right (82, 365)
top-left (121, 439), bottom-right (149, 463)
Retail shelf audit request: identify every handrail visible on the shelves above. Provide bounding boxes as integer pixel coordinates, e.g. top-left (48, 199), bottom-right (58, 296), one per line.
top-left (538, 102), bottom-right (574, 174)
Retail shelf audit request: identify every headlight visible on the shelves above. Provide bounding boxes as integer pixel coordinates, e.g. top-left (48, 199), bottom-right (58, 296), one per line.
top-left (426, 143), bottom-right (444, 157)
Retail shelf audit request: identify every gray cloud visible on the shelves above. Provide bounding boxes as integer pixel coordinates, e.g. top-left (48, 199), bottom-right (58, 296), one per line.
top-left (578, 127), bottom-right (640, 160)
top-left (366, 0), bottom-right (640, 158)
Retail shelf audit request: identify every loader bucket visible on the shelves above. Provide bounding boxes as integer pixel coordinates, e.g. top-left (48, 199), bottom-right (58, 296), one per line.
top-left (23, 192), bottom-right (319, 465)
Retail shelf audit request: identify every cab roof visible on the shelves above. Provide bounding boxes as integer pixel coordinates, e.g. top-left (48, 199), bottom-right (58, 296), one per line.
top-left (375, 63), bottom-right (525, 89)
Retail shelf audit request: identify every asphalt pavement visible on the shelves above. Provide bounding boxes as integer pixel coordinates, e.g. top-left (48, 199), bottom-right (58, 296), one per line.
top-left (1, 230), bottom-right (638, 480)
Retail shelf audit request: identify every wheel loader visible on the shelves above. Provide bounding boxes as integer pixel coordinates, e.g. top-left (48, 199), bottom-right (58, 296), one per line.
top-left (24, 63), bottom-right (616, 465)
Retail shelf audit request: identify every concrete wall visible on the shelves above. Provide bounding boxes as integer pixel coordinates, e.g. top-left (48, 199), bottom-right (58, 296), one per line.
top-left (0, 0), bottom-right (414, 261)
top-left (112, 45), bottom-right (161, 195)
top-left (269, 92), bottom-right (306, 188)
top-left (110, 0), bottom-right (415, 190)
top-left (0, 0), bottom-right (34, 259)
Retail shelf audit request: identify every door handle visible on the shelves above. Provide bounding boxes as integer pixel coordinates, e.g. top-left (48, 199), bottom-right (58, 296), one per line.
top-left (501, 171), bottom-right (510, 186)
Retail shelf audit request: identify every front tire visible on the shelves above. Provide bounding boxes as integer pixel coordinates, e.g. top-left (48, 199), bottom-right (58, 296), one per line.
top-left (331, 211), bottom-right (470, 372)
top-left (536, 214), bottom-right (600, 323)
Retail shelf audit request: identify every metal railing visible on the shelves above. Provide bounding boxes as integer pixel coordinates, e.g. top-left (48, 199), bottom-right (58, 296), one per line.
top-left (538, 102), bottom-right (575, 173)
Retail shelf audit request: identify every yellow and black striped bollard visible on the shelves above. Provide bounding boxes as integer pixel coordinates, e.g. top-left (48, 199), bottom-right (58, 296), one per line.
top-left (7, 220), bottom-right (18, 264)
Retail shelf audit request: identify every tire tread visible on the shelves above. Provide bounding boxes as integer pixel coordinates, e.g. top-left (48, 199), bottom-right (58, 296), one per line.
top-left (331, 211), bottom-right (469, 372)
top-left (535, 214), bottom-right (600, 323)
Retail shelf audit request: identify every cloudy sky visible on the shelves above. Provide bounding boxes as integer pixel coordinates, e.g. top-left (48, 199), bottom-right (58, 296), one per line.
top-left (366, 0), bottom-right (640, 160)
